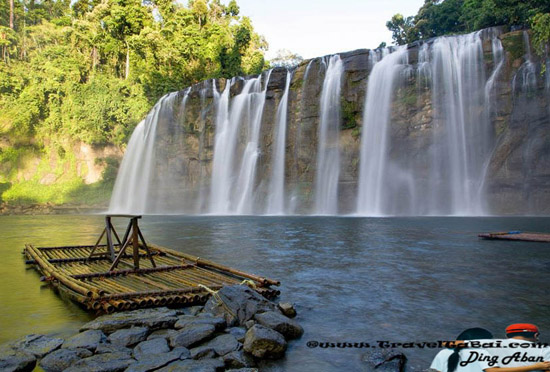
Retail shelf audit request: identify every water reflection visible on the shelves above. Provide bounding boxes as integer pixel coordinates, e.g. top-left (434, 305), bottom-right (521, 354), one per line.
top-left (1, 215), bottom-right (549, 371)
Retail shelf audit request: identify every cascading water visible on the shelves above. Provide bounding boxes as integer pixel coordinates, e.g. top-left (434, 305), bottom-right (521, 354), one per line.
top-left (109, 28), bottom-right (549, 216)
top-left (314, 55), bottom-right (343, 215)
top-left (356, 47), bottom-right (409, 216)
top-left (266, 70), bottom-right (292, 215)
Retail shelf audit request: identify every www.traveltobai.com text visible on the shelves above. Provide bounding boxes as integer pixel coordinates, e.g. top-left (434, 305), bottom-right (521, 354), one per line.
top-left (306, 341), bottom-right (550, 349)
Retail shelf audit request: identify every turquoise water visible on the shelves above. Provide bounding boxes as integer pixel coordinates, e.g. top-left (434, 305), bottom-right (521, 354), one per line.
top-left (1, 215), bottom-right (549, 370)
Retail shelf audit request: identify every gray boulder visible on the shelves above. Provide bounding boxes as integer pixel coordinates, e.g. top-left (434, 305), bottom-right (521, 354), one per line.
top-left (146, 329), bottom-right (178, 341)
top-left (95, 344), bottom-right (132, 355)
top-left (108, 327), bottom-right (149, 347)
top-left (254, 311), bottom-right (304, 340)
top-left (124, 348), bottom-right (189, 372)
top-left (202, 334), bottom-right (240, 356)
top-left (361, 349), bottom-right (407, 372)
top-left (189, 345), bottom-right (216, 360)
top-left (277, 302), bottom-right (297, 318)
top-left (39, 348), bottom-right (91, 372)
top-left (11, 334), bottom-right (64, 358)
top-left (169, 324), bottom-right (216, 348)
top-left (243, 325), bottom-right (286, 359)
top-left (203, 285), bottom-right (279, 326)
top-left (178, 306), bottom-right (203, 316)
top-left (0, 347), bottom-right (36, 372)
top-left (81, 308), bottom-right (178, 334)
top-left (132, 338), bottom-right (170, 360)
top-left (222, 350), bottom-right (255, 369)
top-left (156, 358), bottom-right (224, 372)
top-left (174, 315), bottom-right (226, 331)
top-left (64, 352), bottom-right (135, 372)
top-left (62, 330), bottom-right (106, 351)
top-left (225, 327), bottom-right (246, 343)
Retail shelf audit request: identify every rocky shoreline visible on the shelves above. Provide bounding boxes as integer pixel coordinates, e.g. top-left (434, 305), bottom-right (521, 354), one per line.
top-left (0, 285), bottom-right (303, 372)
top-left (0, 203), bottom-right (107, 215)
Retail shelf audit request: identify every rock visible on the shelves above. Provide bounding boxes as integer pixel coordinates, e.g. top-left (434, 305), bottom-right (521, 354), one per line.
top-left (156, 358), bottom-right (224, 372)
top-left (178, 306), bottom-right (203, 316)
top-left (169, 324), bottom-right (216, 348)
top-left (244, 320), bottom-right (255, 329)
top-left (174, 315), bottom-right (226, 331)
top-left (277, 302), bottom-right (297, 318)
top-left (225, 327), bottom-right (246, 343)
top-left (146, 329), bottom-right (178, 341)
top-left (39, 348), bottom-right (85, 372)
top-left (81, 308), bottom-right (178, 334)
top-left (11, 334), bottom-right (64, 358)
top-left (0, 348), bottom-right (36, 372)
top-left (202, 334), bottom-right (240, 356)
top-left (203, 285), bottom-right (279, 326)
top-left (125, 348), bottom-right (189, 372)
top-left (229, 369), bottom-right (259, 372)
top-left (361, 349), bottom-right (407, 372)
top-left (242, 325), bottom-right (286, 359)
top-left (95, 344), bottom-right (132, 355)
top-left (62, 330), bottom-right (106, 351)
top-left (222, 350), bottom-right (255, 369)
top-left (189, 345), bottom-right (216, 360)
top-left (108, 327), bottom-right (149, 347)
top-left (132, 338), bottom-right (170, 360)
top-left (254, 311), bottom-right (304, 340)
top-left (63, 352), bottom-right (135, 372)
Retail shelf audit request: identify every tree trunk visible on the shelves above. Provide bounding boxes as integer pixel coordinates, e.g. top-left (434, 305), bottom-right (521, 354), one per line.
top-left (125, 41), bottom-right (130, 79)
top-left (9, 0), bottom-right (15, 29)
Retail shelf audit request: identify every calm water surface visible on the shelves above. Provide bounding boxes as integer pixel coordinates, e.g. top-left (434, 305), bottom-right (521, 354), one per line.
top-left (1, 215), bottom-right (549, 371)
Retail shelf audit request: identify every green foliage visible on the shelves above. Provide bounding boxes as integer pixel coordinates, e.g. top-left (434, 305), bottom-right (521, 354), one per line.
top-left (386, 0), bottom-right (550, 45)
top-left (530, 13), bottom-right (550, 60)
top-left (341, 98), bottom-right (359, 130)
top-left (0, 0), bottom-right (267, 205)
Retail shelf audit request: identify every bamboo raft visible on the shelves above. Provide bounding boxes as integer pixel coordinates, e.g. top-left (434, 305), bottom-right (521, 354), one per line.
top-left (478, 231), bottom-right (550, 242)
top-left (24, 215), bottom-right (280, 313)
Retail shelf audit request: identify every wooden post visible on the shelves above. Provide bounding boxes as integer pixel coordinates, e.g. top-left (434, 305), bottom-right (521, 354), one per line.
top-left (132, 217), bottom-right (139, 269)
top-left (105, 216), bottom-right (116, 261)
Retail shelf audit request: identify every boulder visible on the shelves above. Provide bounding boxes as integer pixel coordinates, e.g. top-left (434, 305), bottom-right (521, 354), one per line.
top-left (277, 302), bottom-right (297, 318)
top-left (63, 352), bottom-right (135, 372)
top-left (203, 285), bottom-right (279, 326)
top-left (146, 329), bottom-right (178, 342)
top-left (254, 311), bottom-right (304, 340)
top-left (95, 344), bottom-right (132, 355)
top-left (108, 327), bottom-right (149, 347)
top-left (11, 334), bottom-right (64, 358)
top-left (0, 348), bottom-right (36, 372)
top-left (81, 308), bottom-right (178, 334)
top-left (189, 345), bottom-right (216, 360)
top-left (202, 334), bottom-right (240, 356)
top-left (39, 348), bottom-right (90, 372)
top-left (174, 315), bottom-right (226, 331)
top-left (156, 358), bottom-right (224, 372)
top-left (178, 306), bottom-right (203, 316)
top-left (62, 330), bottom-right (106, 351)
top-left (229, 369), bottom-right (259, 372)
top-left (132, 338), bottom-right (170, 360)
top-left (169, 324), bottom-right (216, 348)
top-left (242, 325), bottom-right (286, 359)
top-left (225, 327), bottom-right (246, 343)
top-left (222, 350), bottom-right (255, 369)
top-left (361, 349), bottom-right (407, 372)
top-left (125, 348), bottom-right (189, 372)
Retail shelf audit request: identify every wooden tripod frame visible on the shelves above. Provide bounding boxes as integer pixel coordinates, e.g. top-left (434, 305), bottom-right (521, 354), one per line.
top-left (87, 215), bottom-right (157, 271)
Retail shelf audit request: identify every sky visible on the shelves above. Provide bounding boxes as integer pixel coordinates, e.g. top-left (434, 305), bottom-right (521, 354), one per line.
top-left (226, 0), bottom-right (426, 60)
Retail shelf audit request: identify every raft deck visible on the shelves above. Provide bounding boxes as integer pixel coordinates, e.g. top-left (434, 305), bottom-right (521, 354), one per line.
top-left (478, 232), bottom-right (550, 242)
top-left (24, 215), bottom-right (279, 313)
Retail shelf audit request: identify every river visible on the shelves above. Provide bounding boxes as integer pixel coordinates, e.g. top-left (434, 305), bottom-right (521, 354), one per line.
top-left (1, 215), bottom-right (549, 370)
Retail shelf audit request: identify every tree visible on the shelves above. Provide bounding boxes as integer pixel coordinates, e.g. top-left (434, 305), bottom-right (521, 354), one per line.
top-left (386, 13), bottom-right (418, 45)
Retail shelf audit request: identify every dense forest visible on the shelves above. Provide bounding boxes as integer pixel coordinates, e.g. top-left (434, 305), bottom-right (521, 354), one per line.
top-left (0, 0), bottom-right (267, 205)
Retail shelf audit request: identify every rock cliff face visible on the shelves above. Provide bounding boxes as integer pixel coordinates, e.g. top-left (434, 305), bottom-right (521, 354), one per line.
top-left (111, 27), bottom-right (550, 215)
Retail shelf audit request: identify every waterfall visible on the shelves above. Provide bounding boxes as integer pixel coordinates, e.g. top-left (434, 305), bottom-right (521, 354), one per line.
top-left (356, 47), bottom-right (408, 215)
top-left (109, 28), bottom-right (549, 216)
top-left (109, 93), bottom-right (178, 214)
top-left (266, 71), bottom-right (292, 215)
top-left (314, 55), bottom-right (343, 215)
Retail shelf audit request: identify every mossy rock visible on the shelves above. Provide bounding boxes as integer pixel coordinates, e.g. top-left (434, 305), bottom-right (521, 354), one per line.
top-left (501, 31), bottom-right (526, 62)
top-left (341, 98), bottom-right (359, 129)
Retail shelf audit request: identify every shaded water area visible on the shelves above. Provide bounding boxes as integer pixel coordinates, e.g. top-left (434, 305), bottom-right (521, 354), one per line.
top-left (1, 215), bottom-right (550, 370)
